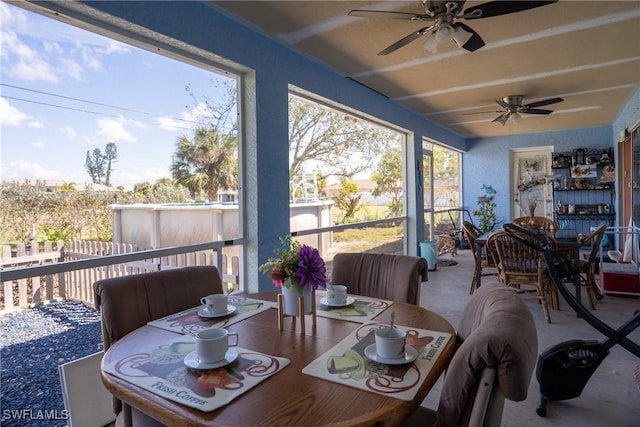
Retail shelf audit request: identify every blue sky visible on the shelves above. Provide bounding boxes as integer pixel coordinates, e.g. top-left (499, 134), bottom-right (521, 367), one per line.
top-left (1, 2), bottom-right (232, 190)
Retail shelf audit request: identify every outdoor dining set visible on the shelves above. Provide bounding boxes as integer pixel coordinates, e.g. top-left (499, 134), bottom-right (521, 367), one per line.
top-left (94, 250), bottom-right (537, 426)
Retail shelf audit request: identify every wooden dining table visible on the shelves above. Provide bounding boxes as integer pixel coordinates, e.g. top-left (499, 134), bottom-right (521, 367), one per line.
top-left (100, 291), bottom-right (457, 427)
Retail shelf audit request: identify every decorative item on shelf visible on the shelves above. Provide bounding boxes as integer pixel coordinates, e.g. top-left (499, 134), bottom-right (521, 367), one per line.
top-left (574, 148), bottom-right (585, 165)
top-left (259, 235), bottom-right (326, 333)
top-left (598, 149), bottom-right (610, 165)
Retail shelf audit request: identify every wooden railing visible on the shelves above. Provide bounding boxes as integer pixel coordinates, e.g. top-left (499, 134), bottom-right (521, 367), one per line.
top-left (1, 240), bottom-right (240, 312)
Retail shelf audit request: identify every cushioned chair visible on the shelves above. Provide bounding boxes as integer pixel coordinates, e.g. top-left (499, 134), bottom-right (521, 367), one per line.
top-left (93, 265), bottom-right (223, 427)
top-left (463, 221), bottom-right (498, 295)
top-left (330, 253), bottom-right (428, 305)
top-left (404, 282), bottom-right (538, 427)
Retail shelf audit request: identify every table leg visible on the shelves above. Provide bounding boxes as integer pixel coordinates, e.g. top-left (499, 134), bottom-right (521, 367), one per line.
top-left (475, 242), bottom-right (484, 290)
top-left (573, 246), bottom-right (581, 317)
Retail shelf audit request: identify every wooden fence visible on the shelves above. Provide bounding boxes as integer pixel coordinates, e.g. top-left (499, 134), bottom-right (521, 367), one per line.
top-left (1, 240), bottom-right (240, 312)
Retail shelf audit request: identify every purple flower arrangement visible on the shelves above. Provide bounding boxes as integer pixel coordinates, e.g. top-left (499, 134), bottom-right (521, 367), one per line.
top-left (259, 235), bottom-right (327, 292)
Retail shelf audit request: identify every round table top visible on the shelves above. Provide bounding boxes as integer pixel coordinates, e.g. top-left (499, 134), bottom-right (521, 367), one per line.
top-left (101, 291), bottom-right (456, 427)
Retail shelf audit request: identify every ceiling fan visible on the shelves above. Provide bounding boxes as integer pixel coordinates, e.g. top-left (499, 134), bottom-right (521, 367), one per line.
top-left (482, 95), bottom-right (565, 125)
top-left (348, 1), bottom-right (557, 55)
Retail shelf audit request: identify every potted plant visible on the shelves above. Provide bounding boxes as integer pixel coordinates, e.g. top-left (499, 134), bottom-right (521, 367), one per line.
top-left (473, 185), bottom-right (497, 233)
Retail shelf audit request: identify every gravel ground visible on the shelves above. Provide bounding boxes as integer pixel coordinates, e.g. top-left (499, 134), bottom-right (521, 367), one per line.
top-left (0, 301), bottom-right (103, 427)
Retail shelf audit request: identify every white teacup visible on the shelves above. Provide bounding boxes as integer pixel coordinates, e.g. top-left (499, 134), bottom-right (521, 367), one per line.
top-left (201, 293), bottom-right (228, 315)
top-left (327, 285), bottom-right (348, 304)
top-left (374, 327), bottom-right (406, 360)
top-left (195, 328), bottom-right (239, 364)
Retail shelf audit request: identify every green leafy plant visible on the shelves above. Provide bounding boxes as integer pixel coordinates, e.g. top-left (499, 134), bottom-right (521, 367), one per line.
top-left (473, 185), bottom-right (497, 233)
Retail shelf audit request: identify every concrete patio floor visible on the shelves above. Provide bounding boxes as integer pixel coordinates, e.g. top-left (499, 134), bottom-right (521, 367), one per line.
top-left (417, 248), bottom-right (640, 427)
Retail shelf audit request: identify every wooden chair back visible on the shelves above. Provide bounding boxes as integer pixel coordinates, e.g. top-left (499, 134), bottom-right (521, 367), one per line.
top-left (490, 231), bottom-right (555, 323)
top-left (512, 216), bottom-right (559, 235)
top-left (578, 221), bottom-right (608, 308)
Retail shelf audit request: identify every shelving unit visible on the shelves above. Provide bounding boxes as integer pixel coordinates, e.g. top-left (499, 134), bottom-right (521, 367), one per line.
top-left (552, 148), bottom-right (615, 239)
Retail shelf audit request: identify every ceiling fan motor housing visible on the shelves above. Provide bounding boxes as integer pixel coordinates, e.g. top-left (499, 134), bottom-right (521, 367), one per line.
top-left (505, 95), bottom-right (525, 111)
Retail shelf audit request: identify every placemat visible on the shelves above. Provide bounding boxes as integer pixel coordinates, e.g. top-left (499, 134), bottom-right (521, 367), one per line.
top-left (148, 295), bottom-right (275, 335)
top-left (314, 291), bottom-right (393, 323)
top-left (102, 335), bottom-right (289, 412)
top-left (302, 322), bottom-right (451, 401)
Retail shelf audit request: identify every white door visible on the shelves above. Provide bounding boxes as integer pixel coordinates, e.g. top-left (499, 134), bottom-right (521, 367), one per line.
top-left (510, 147), bottom-right (554, 220)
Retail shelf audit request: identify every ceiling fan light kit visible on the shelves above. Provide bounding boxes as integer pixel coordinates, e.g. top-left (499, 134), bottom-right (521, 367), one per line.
top-left (349, 0), bottom-right (558, 56)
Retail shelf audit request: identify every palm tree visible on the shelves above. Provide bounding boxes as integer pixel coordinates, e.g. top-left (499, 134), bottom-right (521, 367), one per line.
top-left (171, 127), bottom-right (238, 201)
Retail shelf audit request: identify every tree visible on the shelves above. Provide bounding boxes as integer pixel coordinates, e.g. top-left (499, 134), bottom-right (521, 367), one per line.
top-left (104, 142), bottom-right (118, 186)
top-left (171, 127), bottom-right (238, 201)
top-left (371, 148), bottom-right (404, 218)
top-left (332, 178), bottom-right (363, 223)
top-left (85, 142), bottom-right (118, 186)
top-left (85, 148), bottom-right (106, 184)
top-left (288, 97), bottom-right (398, 185)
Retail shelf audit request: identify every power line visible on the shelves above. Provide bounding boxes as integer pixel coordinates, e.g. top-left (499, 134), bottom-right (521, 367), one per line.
top-left (1, 95), bottom-right (197, 131)
top-left (1, 83), bottom-right (209, 128)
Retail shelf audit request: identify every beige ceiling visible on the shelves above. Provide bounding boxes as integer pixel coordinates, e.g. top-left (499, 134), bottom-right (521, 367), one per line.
top-left (211, 1), bottom-right (640, 139)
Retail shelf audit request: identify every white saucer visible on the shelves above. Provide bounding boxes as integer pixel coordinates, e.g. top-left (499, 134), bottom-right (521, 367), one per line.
top-left (363, 344), bottom-right (419, 365)
top-left (183, 348), bottom-right (239, 370)
top-left (320, 296), bottom-right (355, 307)
top-left (197, 305), bottom-right (237, 318)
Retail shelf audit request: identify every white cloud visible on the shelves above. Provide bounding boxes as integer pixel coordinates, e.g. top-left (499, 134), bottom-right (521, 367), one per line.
top-left (61, 125), bottom-right (78, 140)
top-left (0, 98), bottom-right (31, 126)
top-left (84, 117), bottom-right (147, 145)
top-left (1, 29), bottom-right (59, 82)
top-left (59, 57), bottom-right (84, 80)
top-left (157, 116), bottom-right (184, 131)
top-left (28, 120), bottom-right (44, 129)
top-left (32, 141), bottom-right (45, 148)
top-left (185, 102), bottom-right (217, 123)
top-left (80, 45), bottom-right (102, 70)
top-left (0, 160), bottom-right (61, 181)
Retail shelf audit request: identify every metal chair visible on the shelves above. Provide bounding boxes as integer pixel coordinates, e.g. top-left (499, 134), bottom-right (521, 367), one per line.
top-left (330, 253), bottom-right (427, 305)
top-left (491, 231), bottom-right (558, 323)
top-left (463, 221), bottom-right (498, 294)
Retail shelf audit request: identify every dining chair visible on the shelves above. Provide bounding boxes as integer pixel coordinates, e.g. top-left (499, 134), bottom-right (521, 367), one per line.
top-left (491, 230), bottom-right (558, 323)
top-left (574, 221), bottom-right (608, 309)
top-left (404, 281), bottom-right (538, 427)
top-left (463, 221), bottom-right (498, 295)
top-left (93, 265), bottom-right (223, 427)
top-left (512, 216), bottom-right (559, 235)
top-left (330, 253), bottom-right (428, 305)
